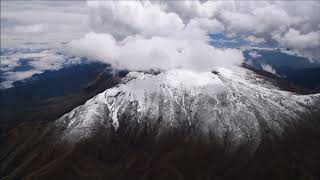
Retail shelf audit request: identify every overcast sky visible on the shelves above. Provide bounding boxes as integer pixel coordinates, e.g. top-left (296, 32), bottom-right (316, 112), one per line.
top-left (1, 1), bottom-right (89, 47)
top-left (1, 1), bottom-right (320, 87)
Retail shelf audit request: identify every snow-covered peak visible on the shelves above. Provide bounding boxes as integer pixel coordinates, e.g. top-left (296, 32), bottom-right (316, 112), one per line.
top-left (117, 69), bottom-right (227, 99)
top-left (120, 71), bottom-right (151, 84)
top-left (56, 68), bottom-right (320, 145)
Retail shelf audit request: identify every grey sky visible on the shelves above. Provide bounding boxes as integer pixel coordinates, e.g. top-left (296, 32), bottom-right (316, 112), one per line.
top-left (1, 1), bottom-right (89, 48)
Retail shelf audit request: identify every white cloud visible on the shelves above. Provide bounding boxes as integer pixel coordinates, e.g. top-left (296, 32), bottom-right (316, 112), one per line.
top-left (65, 1), bottom-right (244, 72)
top-left (248, 51), bottom-right (262, 59)
top-left (12, 24), bottom-right (48, 34)
top-left (0, 49), bottom-right (83, 89)
top-left (66, 0), bottom-right (320, 72)
top-left (245, 36), bottom-right (266, 45)
top-left (163, 1), bottom-right (320, 59)
top-left (261, 64), bottom-right (278, 76)
top-left (67, 32), bottom-right (243, 72)
top-left (164, 1), bottom-right (216, 21)
top-left (1, 70), bottom-right (43, 89)
top-left (275, 28), bottom-right (320, 50)
top-left (187, 18), bottom-right (224, 34)
top-left (87, 1), bottom-right (184, 40)
top-left (273, 28), bottom-right (320, 59)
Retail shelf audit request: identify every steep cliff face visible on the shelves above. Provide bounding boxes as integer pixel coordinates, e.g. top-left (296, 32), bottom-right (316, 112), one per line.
top-left (56, 67), bottom-right (320, 145)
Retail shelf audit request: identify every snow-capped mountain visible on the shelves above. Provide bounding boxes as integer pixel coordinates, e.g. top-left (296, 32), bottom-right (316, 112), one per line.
top-left (56, 67), bottom-right (320, 145)
top-left (1, 67), bottom-right (320, 180)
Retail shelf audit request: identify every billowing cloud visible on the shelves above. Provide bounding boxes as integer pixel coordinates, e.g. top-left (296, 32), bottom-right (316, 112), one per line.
top-left (67, 0), bottom-right (319, 73)
top-left (273, 28), bottom-right (320, 59)
top-left (87, 1), bottom-right (184, 40)
top-left (67, 32), bottom-right (243, 72)
top-left (67, 1), bottom-right (244, 72)
top-left (278, 29), bottom-right (320, 49)
top-left (163, 1), bottom-right (320, 59)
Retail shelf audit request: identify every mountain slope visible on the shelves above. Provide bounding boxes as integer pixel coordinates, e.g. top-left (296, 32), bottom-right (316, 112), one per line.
top-left (56, 67), bottom-right (320, 146)
top-left (1, 67), bottom-right (320, 180)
